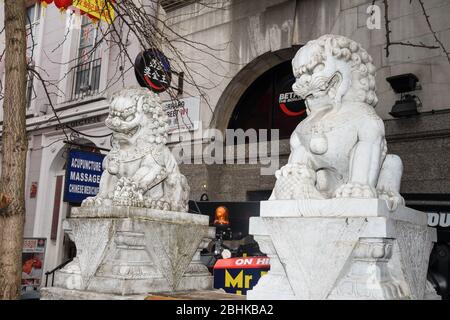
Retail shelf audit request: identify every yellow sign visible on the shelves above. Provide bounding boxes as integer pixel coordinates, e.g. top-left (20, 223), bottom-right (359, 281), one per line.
top-left (73, 0), bottom-right (115, 24)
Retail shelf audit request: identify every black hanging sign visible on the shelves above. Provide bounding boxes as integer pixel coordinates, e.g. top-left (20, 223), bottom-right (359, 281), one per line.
top-left (135, 49), bottom-right (172, 93)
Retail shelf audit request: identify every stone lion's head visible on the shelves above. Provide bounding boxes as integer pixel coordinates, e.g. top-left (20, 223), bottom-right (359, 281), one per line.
top-left (292, 34), bottom-right (377, 112)
top-left (106, 87), bottom-right (169, 145)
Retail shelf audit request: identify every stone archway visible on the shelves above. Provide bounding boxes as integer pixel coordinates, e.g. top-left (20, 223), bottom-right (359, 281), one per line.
top-left (210, 46), bottom-right (300, 134)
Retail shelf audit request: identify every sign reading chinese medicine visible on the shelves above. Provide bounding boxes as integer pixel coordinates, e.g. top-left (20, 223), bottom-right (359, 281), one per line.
top-left (64, 149), bottom-right (105, 203)
top-left (213, 256), bottom-right (270, 295)
top-left (135, 49), bottom-right (172, 93)
top-left (72, 0), bottom-right (115, 24)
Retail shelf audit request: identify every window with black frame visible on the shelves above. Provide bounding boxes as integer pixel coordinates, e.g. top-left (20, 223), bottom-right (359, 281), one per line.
top-left (72, 16), bottom-right (101, 100)
top-left (25, 2), bottom-right (41, 109)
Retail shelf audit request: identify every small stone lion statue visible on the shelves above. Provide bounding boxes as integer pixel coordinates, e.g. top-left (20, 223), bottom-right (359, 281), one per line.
top-left (82, 88), bottom-right (189, 212)
top-left (270, 34), bottom-right (404, 210)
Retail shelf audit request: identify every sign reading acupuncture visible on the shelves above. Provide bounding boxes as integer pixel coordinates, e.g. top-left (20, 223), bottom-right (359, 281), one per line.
top-left (64, 149), bottom-right (105, 203)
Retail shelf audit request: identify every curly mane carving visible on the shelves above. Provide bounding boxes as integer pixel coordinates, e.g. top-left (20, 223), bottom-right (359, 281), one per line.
top-left (271, 34), bottom-right (404, 210)
top-left (82, 88), bottom-right (189, 212)
top-left (292, 34), bottom-right (378, 108)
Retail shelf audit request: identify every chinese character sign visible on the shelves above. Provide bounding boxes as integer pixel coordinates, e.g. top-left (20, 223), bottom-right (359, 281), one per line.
top-left (135, 49), bottom-right (172, 93)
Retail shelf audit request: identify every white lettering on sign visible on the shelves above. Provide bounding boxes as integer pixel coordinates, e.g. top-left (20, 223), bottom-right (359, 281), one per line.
top-left (235, 258), bottom-right (255, 266)
top-left (279, 92), bottom-right (302, 104)
top-left (427, 212), bottom-right (450, 228)
top-left (256, 258), bottom-right (270, 265)
top-left (69, 171), bottom-right (102, 183)
top-left (162, 96), bottom-right (200, 134)
top-left (68, 184), bottom-right (100, 195)
top-left (70, 158), bottom-right (102, 172)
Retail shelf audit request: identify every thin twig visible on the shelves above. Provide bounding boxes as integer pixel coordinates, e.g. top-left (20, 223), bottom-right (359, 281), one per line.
top-left (417, 0), bottom-right (450, 64)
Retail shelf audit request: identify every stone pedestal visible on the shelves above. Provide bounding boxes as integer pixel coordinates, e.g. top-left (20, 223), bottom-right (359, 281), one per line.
top-left (41, 206), bottom-right (215, 300)
top-left (247, 199), bottom-right (440, 300)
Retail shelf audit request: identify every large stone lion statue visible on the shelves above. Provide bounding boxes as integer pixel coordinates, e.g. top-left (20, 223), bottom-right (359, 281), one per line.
top-left (82, 88), bottom-right (189, 212)
top-left (270, 34), bottom-right (404, 209)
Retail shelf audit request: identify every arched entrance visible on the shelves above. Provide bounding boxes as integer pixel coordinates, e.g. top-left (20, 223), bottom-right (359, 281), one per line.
top-left (42, 138), bottom-right (104, 272)
top-left (228, 59), bottom-right (307, 140)
top-left (211, 46), bottom-right (302, 137)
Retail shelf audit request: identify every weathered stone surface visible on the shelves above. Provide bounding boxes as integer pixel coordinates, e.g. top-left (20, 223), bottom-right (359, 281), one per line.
top-left (145, 290), bottom-right (246, 300)
top-left (82, 88), bottom-right (190, 212)
top-left (247, 199), bottom-right (439, 300)
top-left (270, 35), bottom-right (404, 211)
top-left (40, 287), bottom-right (148, 300)
top-left (41, 206), bottom-right (214, 299)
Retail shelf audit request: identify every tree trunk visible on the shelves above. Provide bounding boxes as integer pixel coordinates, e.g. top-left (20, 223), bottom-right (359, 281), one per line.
top-left (0, 0), bottom-right (28, 300)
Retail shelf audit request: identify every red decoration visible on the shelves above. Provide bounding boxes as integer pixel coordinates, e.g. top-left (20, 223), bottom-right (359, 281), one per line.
top-left (54, 0), bottom-right (73, 11)
top-left (87, 13), bottom-right (99, 23)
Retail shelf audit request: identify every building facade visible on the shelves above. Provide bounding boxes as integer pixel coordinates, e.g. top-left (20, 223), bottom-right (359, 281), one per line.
top-left (0, 0), bottom-right (449, 279)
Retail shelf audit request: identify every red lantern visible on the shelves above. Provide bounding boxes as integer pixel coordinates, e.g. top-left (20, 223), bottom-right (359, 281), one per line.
top-left (54, 0), bottom-right (73, 11)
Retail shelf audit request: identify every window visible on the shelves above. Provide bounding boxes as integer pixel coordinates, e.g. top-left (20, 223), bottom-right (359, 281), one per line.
top-left (26, 64), bottom-right (36, 110)
top-left (161, 0), bottom-right (197, 12)
top-left (71, 16), bottom-right (101, 100)
top-left (26, 2), bottom-right (40, 59)
top-left (26, 2), bottom-right (41, 109)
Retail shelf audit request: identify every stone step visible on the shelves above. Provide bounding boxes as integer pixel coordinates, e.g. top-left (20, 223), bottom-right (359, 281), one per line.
top-left (145, 290), bottom-right (246, 300)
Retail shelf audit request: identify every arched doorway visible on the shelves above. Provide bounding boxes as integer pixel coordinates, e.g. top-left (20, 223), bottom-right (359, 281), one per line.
top-left (45, 138), bottom-right (104, 269)
top-left (228, 59), bottom-right (307, 140)
top-left (211, 46), bottom-right (303, 137)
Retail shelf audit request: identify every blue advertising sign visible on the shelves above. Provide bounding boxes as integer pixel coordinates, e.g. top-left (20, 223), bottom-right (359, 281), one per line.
top-left (213, 257), bottom-right (270, 295)
top-left (64, 149), bottom-right (105, 203)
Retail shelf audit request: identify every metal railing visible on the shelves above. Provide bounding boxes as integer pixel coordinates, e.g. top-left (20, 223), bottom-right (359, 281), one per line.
top-left (44, 258), bottom-right (73, 287)
top-left (71, 58), bottom-right (101, 101)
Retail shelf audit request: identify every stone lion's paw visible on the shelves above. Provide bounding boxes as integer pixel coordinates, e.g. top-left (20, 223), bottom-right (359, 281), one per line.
top-left (378, 189), bottom-right (405, 211)
top-left (81, 197), bottom-right (96, 207)
top-left (334, 183), bottom-right (377, 199)
top-left (82, 196), bottom-right (111, 207)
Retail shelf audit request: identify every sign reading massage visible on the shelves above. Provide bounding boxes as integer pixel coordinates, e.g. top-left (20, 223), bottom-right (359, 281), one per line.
top-left (64, 149), bottom-right (105, 203)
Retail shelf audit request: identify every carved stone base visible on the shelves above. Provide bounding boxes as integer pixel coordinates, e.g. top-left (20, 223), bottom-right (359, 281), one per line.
top-left (40, 287), bottom-right (148, 300)
top-left (41, 206), bottom-right (214, 299)
top-left (247, 199), bottom-right (439, 300)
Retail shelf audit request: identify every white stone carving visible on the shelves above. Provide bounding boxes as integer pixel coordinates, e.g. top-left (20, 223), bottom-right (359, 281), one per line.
top-left (41, 206), bottom-right (215, 299)
top-left (270, 34), bottom-right (403, 211)
top-left (41, 88), bottom-right (213, 300)
top-left (82, 88), bottom-right (189, 212)
top-left (247, 199), bottom-right (439, 300)
top-left (249, 35), bottom-right (438, 300)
